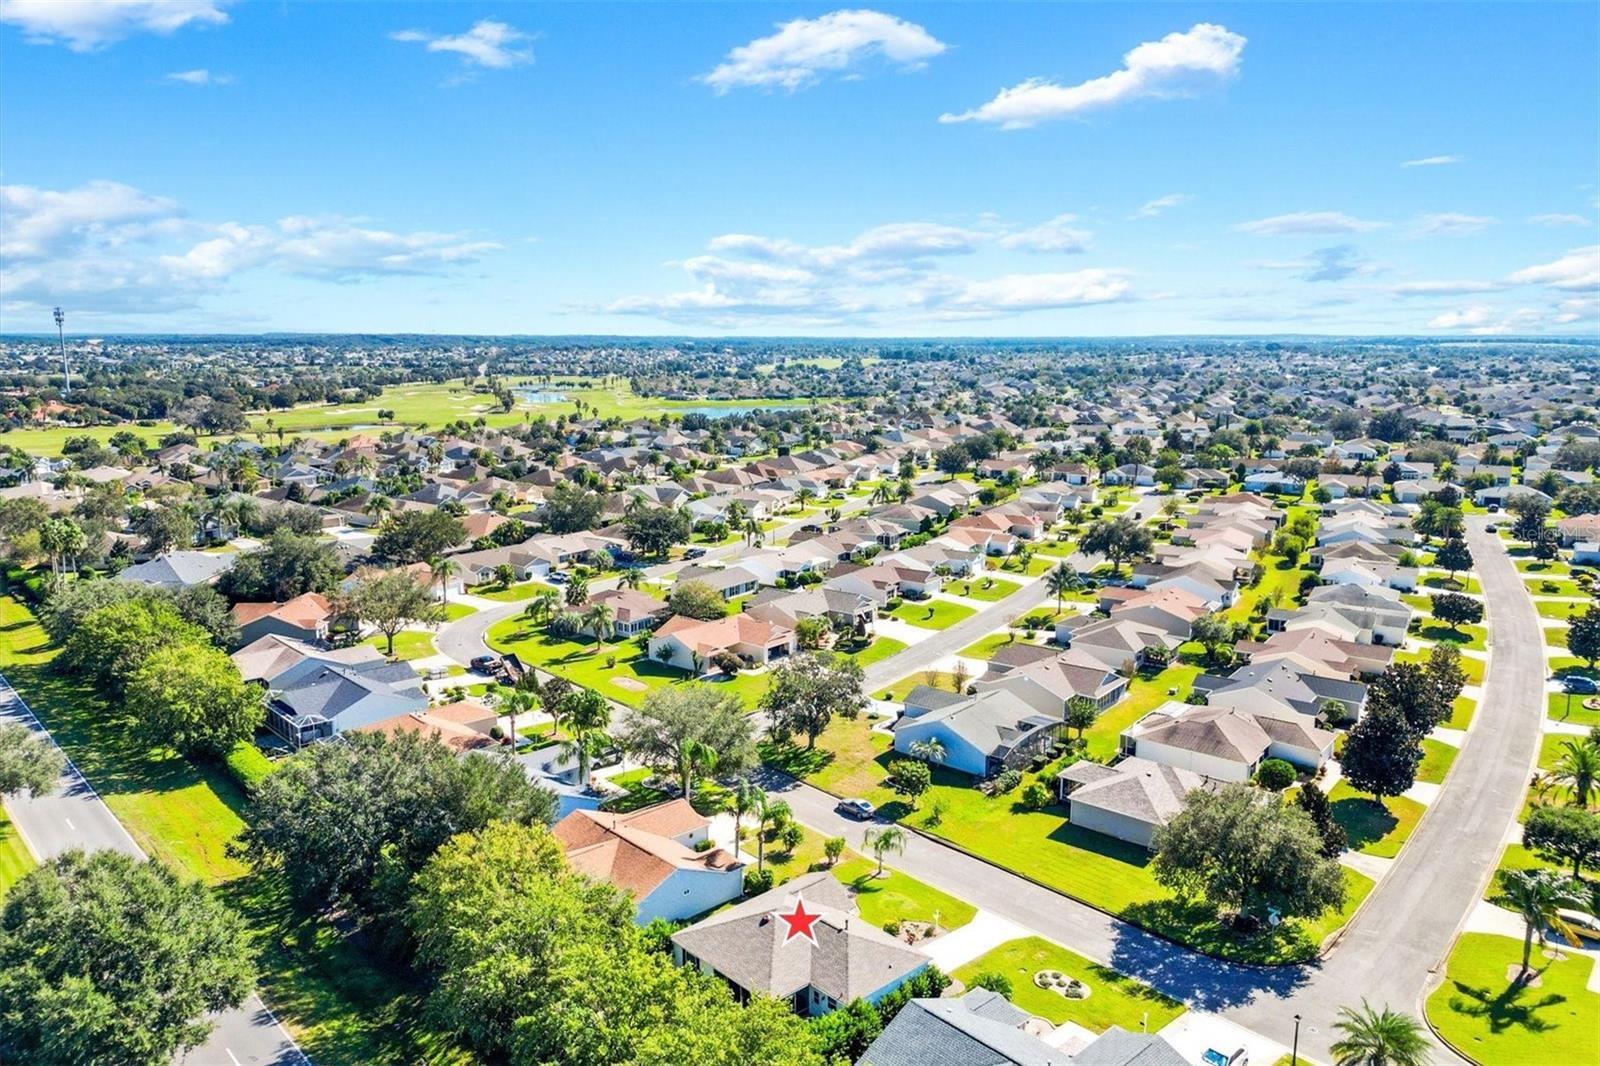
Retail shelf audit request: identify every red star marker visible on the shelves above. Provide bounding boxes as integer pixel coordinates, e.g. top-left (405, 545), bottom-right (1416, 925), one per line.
top-left (778, 896), bottom-right (822, 945)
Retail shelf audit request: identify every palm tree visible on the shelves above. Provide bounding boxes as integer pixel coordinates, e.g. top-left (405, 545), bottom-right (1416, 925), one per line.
top-left (1328, 1001), bottom-right (1430, 1066)
top-left (1554, 738), bottom-right (1599, 808)
top-left (909, 738), bottom-right (946, 765)
top-left (585, 602), bottom-right (616, 653)
top-left (870, 483), bottom-right (891, 506)
top-left (524, 588), bottom-right (560, 628)
top-left (751, 794), bottom-right (791, 875)
top-left (864, 826), bottom-right (907, 878)
top-left (1044, 561), bottom-right (1076, 615)
top-left (501, 688), bottom-right (539, 746)
top-left (363, 494), bottom-right (392, 525)
top-left (429, 556), bottom-right (460, 607)
top-left (618, 567), bottom-right (644, 590)
top-left (564, 572), bottom-right (589, 608)
top-left (728, 776), bottom-right (762, 854)
top-left (1498, 868), bottom-right (1589, 980)
top-left (558, 689), bottom-right (611, 787)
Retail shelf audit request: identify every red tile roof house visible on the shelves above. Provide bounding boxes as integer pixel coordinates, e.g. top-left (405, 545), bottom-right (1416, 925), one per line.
top-left (647, 614), bottom-right (797, 675)
top-left (230, 592), bottom-right (333, 647)
top-left (554, 799), bottom-right (744, 924)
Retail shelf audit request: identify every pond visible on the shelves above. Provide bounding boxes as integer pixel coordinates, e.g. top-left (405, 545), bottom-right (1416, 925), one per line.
top-left (513, 389), bottom-right (571, 404)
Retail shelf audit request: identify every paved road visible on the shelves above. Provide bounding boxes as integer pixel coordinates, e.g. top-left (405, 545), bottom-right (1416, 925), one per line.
top-left (0, 678), bottom-right (307, 1066)
top-left (1213, 517), bottom-right (1543, 1061)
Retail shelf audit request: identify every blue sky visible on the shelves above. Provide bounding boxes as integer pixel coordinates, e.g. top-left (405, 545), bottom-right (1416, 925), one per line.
top-left (1, 2), bottom-right (1596, 336)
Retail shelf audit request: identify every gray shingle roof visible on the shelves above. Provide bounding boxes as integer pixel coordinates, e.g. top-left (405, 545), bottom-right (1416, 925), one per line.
top-left (862, 990), bottom-right (1067, 1066)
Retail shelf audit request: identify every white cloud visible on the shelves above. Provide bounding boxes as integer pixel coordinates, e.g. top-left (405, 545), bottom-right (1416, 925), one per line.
top-left (1235, 211), bottom-right (1386, 236)
top-left (940, 23), bottom-right (1245, 129)
top-left (1390, 280), bottom-right (1506, 297)
top-left (605, 218), bottom-right (1130, 325)
top-left (390, 20), bottom-right (533, 70)
top-left (1528, 213), bottom-right (1592, 227)
top-left (923, 270), bottom-right (1130, 317)
top-left (0, 180), bottom-right (180, 261)
top-left (1554, 297), bottom-right (1600, 325)
top-left (1298, 245), bottom-right (1372, 282)
top-left (701, 9), bottom-right (946, 93)
top-left (1400, 155), bottom-right (1462, 168)
top-left (1428, 306), bottom-right (1493, 329)
top-left (1509, 245), bottom-right (1600, 292)
top-left (1134, 193), bottom-right (1191, 219)
top-left (999, 214), bottom-right (1091, 253)
top-left (0, 179), bottom-right (502, 317)
top-left (0, 0), bottom-right (228, 51)
top-left (165, 68), bottom-right (232, 86)
top-left (1410, 212), bottom-right (1494, 237)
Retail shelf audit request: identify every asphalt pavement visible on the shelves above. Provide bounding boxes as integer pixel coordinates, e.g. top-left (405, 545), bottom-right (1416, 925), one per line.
top-left (0, 677), bottom-right (307, 1066)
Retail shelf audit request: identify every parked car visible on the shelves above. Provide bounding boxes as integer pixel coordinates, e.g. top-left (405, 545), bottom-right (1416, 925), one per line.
top-left (1558, 908), bottom-right (1600, 942)
top-left (1563, 675), bottom-right (1599, 694)
top-left (836, 798), bottom-right (875, 820)
top-left (470, 655), bottom-right (501, 674)
top-left (684, 546), bottom-right (707, 559)
top-left (549, 571), bottom-right (570, 584)
top-left (1485, 524), bottom-right (1498, 533)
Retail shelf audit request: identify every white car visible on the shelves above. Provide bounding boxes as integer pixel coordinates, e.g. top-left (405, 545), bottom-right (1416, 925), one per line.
top-left (1558, 908), bottom-right (1600, 942)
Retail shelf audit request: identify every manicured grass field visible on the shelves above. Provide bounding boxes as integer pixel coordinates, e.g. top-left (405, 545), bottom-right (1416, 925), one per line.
top-left (875, 671), bottom-right (963, 703)
top-left (1225, 558), bottom-right (1311, 624)
top-left (952, 937), bottom-right (1185, 1033)
top-left (1426, 932), bottom-right (1599, 1065)
top-left (1415, 623), bottom-right (1488, 652)
top-left (960, 631), bottom-right (1039, 661)
top-left (0, 805), bottom-right (35, 897)
top-left (832, 858), bottom-right (977, 932)
top-left (764, 712), bottom-right (1361, 964)
top-left (1449, 695), bottom-right (1478, 730)
top-left (1423, 574), bottom-right (1483, 594)
top-left (1546, 625), bottom-right (1571, 650)
top-left (0, 379), bottom-right (823, 455)
top-left (997, 555), bottom-right (1062, 578)
top-left (888, 599), bottom-right (978, 630)
top-left (1083, 662), bottom-right (1203, 762)
top-left (440, 602), bottom-right (477, 621)
top-left (1536, 598), bottom-right (1588, 620)
top-left (949, 577), bottom-right (1023, 602)
top-left (0, 594), bottom-right (449, 1062)
top-left (837, 636), bottom-right (908, 668)
top-left (364, 629), bottom-right (438, 661)
top-left (1418, 737), bottom-right (1460, 784)
top-left (472, 579), bottom-right (559, 602)
top-left (1397, 647), bottom-right (1485, 685)
top-left (1546, 691), bottom-right (1600, 727)
top-left (1526, 577), bottom-right (1586, 598)
top-left (485, 620), bottom-right (768, 708)
top-left (1328, 782), bottom-right (1426, 858)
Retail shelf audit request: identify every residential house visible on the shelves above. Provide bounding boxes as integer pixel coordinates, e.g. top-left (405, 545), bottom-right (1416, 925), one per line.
top-left (1055, 758), bottom-right (1207, 849)
top-left (647, 613), bottom-right (797, 673)
top-left (118, 550), bottom-right (236, 589)
top-left (554, 800), bottom-right (744, 923)
top-left (671, 871), bottom-right (930, 1017)
top-left (1121, 702), bottom-right (1335, 783)
top-left (973, 648), bottom-right (1129, 714)
top-left (892, 687), bottom-right (1062, 777)
top-left (231, 592), bottom-right (333, 647)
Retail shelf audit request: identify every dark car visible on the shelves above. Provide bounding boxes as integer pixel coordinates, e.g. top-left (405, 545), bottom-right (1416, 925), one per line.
top-left (684, 546), bottom-right (707, 560)
top-left (1563, 675), bottom-right (1599, 695)
top-left (836, 798), bottom-right (875, 820)
top-left (470, 655), bottom-right (501, 674)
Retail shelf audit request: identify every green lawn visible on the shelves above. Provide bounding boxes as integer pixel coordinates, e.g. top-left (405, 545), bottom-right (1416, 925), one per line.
top-left (1546, 691), bottom-right (1600, 727)
top-left (472, 579), bottom-right (559, 602)
top-left (1449, 695), bottom-right (1478, 730)
top-left (1426, 932), bottom-right (1599, 1065)
top-left (950, 577), bottom-right (1023, 602)
top-left (832, 858), bottom-right (977, 932)
top-left (0, 805), bottom-right (34, 897)
top-left (1225, 558), bottom-right (1311, 624)
top-left (485, 620), bottom-right (768, 708)
top-left (1418, 737), bottom-right (1460, 784)
top-left (1546, 626), bottom-right (1571, 650)
top-left (875, 671), bottom-right (963, 703)
top-left (1415, 623), bottom-right (1488, 653)
top-left (837, 636), bottom-right (908, 669)
top-left (1328, 781), bottom-right (1426, 858)
top-left (888, 599), bottom-right (978, 630)
top-left (1083, 662), bottom-right (1203, 762)
top-left (0, 379), bottom-right (823, 456)
top-left (363, 629), bottom-right (437, 661)
top-left (960, 631), bottom-right (1041, 660)
top-left (764, 711), bottom-right (1356, 964)
top-left (952, 937), bottom-right (1185, 1033)
top-left (1423, 573), bottom-right (1484, 594)
top-left (1536, 599), bottom-right (1589, 620)
top-left (440, 602), bottom-right (477, 622)
top-left (0, 594), bottom-right (451, 1062)
top-left (1526, 577), bottom-right (1587, 598)
top-left (997, 555), bottom-right (1061, 578)
top-left (1515, 558), bottom-right (1571, 577)
top-left (1397, 647), bottom-right (1485, 686)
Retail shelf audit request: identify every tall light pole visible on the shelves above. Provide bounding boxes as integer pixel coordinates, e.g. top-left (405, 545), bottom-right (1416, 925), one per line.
top-left (53, 307), bottom-right (69, 397)
top-left (1291, 1013), bottom-right (1302, 1065)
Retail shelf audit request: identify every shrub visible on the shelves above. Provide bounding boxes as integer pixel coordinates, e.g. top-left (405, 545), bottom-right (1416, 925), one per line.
top-left (883, 919), bottom-right (901, 936)
top-left (1255, 759), bottom-right (1296, 791)
top-left (970, 971), bottom-right (1014, 996)
top-left (993, 769), bottom-right (1022, 795)
top-left (489, 725), bottom-right (505, 741)
top-left (743, 868), bottom-right (775, 895)
top-left (779, 823), bottom-right (804, 853)
top-left (1021, 781), bottom-right (1052, 809)
top-left (222, 741), bottom-right (274, 795)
